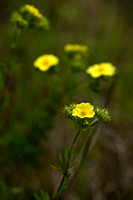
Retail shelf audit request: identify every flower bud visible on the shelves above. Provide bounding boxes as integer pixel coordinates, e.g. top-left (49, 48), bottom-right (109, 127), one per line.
top-left (10, 12), bottom-right (28, 29)
top-left (95, 107), bottom-right (111, 123)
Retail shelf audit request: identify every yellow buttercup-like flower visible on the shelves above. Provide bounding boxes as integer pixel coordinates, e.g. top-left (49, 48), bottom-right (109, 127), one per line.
top-left (25, 4), bottom-right (43, 18)
top-left (86, 63), bottom-right (116, 78)
top-left (34, 54), bottom-right (59, 72)
top-left (72, 103), bottom-right (95, 118)
top-left (64, 44), bottom-right (88, 52)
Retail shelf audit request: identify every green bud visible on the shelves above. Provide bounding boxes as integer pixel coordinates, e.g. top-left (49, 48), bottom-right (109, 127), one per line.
top-left (36, 17), bottom-right (50, 30)
top-left (95, 107), bottom-right (111, 123)
top-left (63, 103), bottom-right (76, 119)
top-left (10, 12), bottom-right (28, 29)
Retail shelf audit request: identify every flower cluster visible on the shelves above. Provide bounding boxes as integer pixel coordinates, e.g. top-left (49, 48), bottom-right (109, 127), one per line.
top-left (10, 4), bottom-right (49, 30)
top-left (33, 54), bottom-right (59, 72)
top-left (64, 103), bottom-right (111, 129)
top-left (24, 4), bottom-right (43, 18)
top-left (86, 62), bottom-right (116, 78)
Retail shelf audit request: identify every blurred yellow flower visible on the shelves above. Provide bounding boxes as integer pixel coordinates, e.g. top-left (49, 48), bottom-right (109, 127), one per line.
top-left (86, 63), bottom-right (116, 78)
top-left (25, 4), bottom-right (43, 18)
top-left (72, 103), bottom-right (95, 118)
top-left (34, 54), bottom-right (59, 72)
top-left (64, 44), bottom-right (88, 52)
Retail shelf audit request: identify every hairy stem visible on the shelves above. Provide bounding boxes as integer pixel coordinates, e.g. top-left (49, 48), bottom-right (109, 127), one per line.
top-left (53, 127), bottom-right (81, 200)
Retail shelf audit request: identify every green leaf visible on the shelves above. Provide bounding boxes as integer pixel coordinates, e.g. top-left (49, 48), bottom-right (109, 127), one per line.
top-left (51, 165), bottom-right (62, 172)
top-left (64, 148), bottom-right (69, 166)
top-left (59, 153), bottom-right (64, 169)
top-left (69, 162), bottom-right (78, 169)
top-left (40, 190), bottom-right (50, 200)
top-left (70, 151), bottom-right (77, 159)
top-left (34, 190), bottom-right (50, 200)
top-left (52, 190), bottom-right (58, 199)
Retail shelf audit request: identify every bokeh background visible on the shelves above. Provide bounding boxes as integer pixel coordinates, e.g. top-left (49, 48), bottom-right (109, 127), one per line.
top-left (0, 0), bottom-right (133, 200)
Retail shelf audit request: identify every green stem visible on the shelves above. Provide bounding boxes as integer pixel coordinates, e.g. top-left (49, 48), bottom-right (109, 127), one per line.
top-left (89, 119), bottom-right (99, 127)
top-left (53, 127), bottom-right (81, 200)
top-left (89, 74), bottom-right (118, 151)
top-left (10, 26), bottom-right (20, 50)
top-left (65, 127), bottom-right (94, 188)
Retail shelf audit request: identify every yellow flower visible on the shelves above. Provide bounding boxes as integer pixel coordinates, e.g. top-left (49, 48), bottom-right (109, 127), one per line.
top-left (86, 62), bottom-right (116, 78)
top-left (72, 103), bottom-right (95, 118)
top-left (33, 54), bottom-right (59, 72)
top-left (25, 4), bottom-right (43, 18)
top-left (64, 44), bottom-right (88, 52)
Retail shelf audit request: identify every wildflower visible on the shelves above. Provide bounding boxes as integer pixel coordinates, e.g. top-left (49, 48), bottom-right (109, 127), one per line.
top-left (33, 54), bottom-right (59, 72)
top-left (86, 63), bottom-right (116, 78)
top-left (64, 103), bottom-right (111, 129)
top-left (72, 103), bottom-right (95, 118)
top-left (24, 4), bottom-right (43, 18)
top-left (64, 44), bottom-right (88, 52)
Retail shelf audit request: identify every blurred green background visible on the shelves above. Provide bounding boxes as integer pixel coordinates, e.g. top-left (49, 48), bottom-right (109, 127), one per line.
top-left (0, 0), bottom-right (133, 200)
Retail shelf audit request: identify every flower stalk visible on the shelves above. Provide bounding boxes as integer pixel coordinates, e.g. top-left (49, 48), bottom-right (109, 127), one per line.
top-left (52, 127), bottom-right (81, 200)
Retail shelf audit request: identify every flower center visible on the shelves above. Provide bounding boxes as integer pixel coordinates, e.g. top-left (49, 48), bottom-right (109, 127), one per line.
top-left (97, 66), bottom-right (104, 73)
top-left (43, 59), bottom-right (49, 65)
top-left (80, 108), bottom-right (87, 116)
